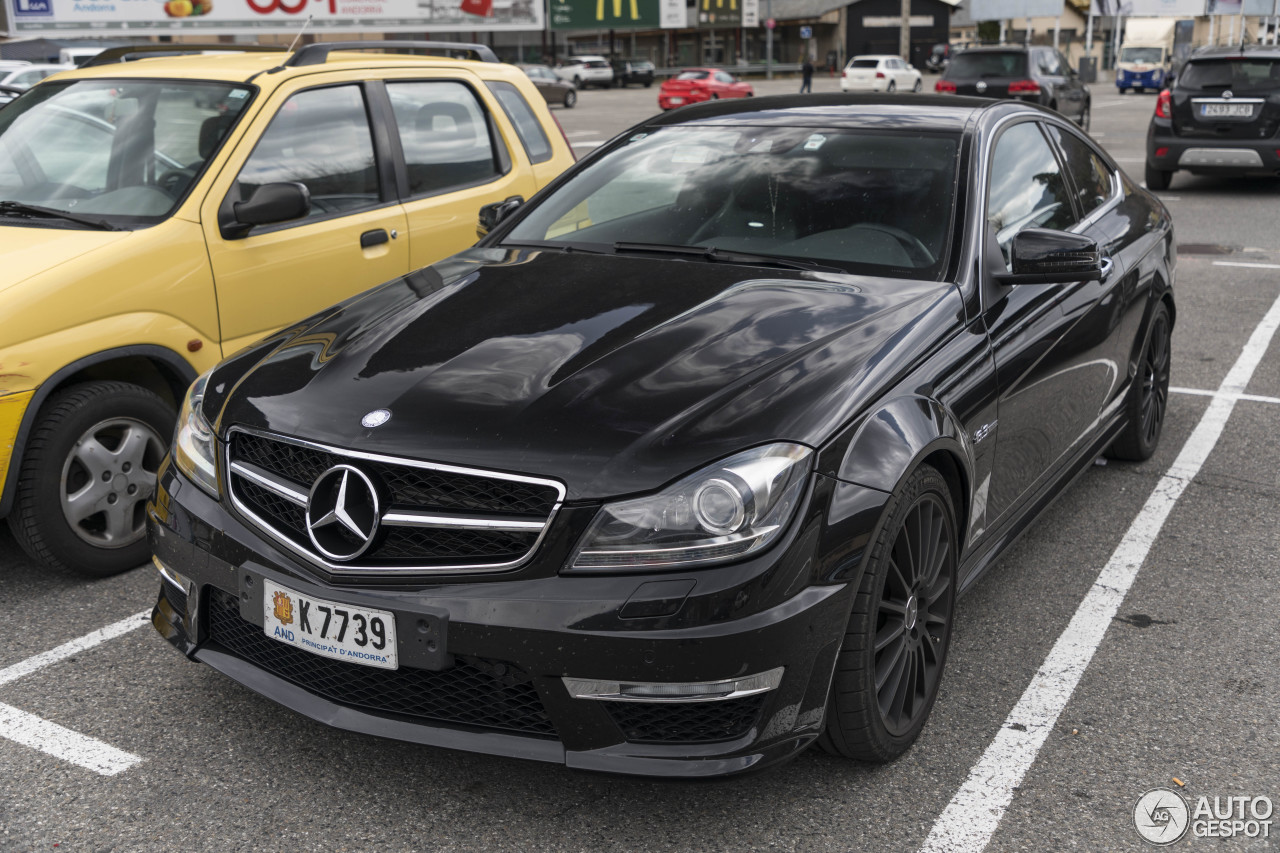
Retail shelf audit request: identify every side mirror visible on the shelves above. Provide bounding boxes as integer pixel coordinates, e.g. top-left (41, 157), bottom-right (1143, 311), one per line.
top-left (995, 228), bottom-right (1102, 284)
top-left (223, 181), bottom-right (310, 238)
top-left (477, 195), bottom-right (524, 237)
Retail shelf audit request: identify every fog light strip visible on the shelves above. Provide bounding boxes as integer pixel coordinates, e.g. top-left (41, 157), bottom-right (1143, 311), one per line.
top-left (153, 556), bottom-right (191, 593)
top-left (563, 667), bottom-right (783, 703)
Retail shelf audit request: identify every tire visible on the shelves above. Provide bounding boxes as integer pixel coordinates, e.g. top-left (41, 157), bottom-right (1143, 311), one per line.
top-left (912, 78), bottom-right (923, 93)
top-left (7, 381), bottom-right (174, 577)
top-left (887, 80), bottom-right (897, 93)
top-left (1144, 162), bottom-right (1173, 191)
top-left (644, 80), bottom-right (652, 88)
top-left (1108, 302), bottom-right (1171, 461)
top-left (819, 463), bottom-right (957, 762)
top-left (563, 89), bottom-right (577, 108)
top-left (1078, 100), bottom-right (1091, 132)
top-left (573, 75), bottom-right (583, 88)
top-left (1118, 87), bottom-right (1127, 94)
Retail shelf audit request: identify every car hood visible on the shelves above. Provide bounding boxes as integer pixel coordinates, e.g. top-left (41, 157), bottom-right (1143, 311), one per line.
top-left (212, 248), bottom-right (959, 500)
top-left (0, 225), bottom-right (133, 295)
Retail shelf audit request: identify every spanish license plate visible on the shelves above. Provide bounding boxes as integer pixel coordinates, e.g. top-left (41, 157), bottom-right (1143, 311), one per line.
top-left (1201, 103), bottom-right (1253, 118)
top-left (262, 579), bottom-right (398, 670)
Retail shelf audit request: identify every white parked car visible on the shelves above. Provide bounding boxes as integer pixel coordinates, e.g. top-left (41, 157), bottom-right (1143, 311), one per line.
top-left (0, 64), bottom-right (73, 91)
top-left (841, 55), bottom-right (923, 93)
top-left (555, 55), bottom-right (614, 89)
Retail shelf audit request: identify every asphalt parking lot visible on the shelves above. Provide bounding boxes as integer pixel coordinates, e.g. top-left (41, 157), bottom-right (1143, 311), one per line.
top-left (1, 77), bottom-right (1278, 852)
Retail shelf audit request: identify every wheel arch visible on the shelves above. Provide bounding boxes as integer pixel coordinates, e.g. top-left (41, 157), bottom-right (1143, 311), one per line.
top-left (0, 345), bottom-right (196, 517)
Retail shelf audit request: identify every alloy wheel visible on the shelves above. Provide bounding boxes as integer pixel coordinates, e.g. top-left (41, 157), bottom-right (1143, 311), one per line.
top-left (59, 417), bottom-right (166, 548)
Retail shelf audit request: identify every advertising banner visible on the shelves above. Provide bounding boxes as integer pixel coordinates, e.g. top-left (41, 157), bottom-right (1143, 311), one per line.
top-left (3, 0), bottom-right (543, 36)
top-left (968, 0), bottom-right (1065, 22)
top-left (1090, 0), bottom-right (1206, 14)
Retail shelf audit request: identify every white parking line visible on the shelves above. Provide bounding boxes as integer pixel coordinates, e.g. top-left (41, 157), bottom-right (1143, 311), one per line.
top-left (0, 703), bottom-right (142, 776)
top-left (0, 610), bottom-right (150, 775)
top-left (920, 289), bottom-right (1280, 853)
top-left (1171, 386), bottom-right (1280, 405)
top-left (1213, 261), bottom-right (1280, 270)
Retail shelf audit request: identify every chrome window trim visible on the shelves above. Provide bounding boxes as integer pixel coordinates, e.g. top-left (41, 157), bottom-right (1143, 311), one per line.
top-left (224, 425), bottom-right (565, 577)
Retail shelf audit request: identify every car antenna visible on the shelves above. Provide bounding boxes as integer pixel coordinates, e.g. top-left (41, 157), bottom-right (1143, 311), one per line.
top-left (286, 15), bottom-right (314, 53)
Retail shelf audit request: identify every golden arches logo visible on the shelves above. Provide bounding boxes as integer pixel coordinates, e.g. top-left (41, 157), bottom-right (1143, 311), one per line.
top-left (701, 0), bottom-right (737, 10)
top-left (595, 0), bottom-right (640, 20)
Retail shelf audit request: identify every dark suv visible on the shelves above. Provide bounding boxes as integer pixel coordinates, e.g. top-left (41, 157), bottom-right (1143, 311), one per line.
top-left (610, 57), bottom-right (655, 87)
top-left (1145, 45), bottom-right (1280, 190)
top-left (936, 45), bottom-right (1091, 130)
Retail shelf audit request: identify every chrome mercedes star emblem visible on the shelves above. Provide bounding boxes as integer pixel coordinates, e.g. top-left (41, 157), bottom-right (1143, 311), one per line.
top-left (361, 409), bottom-right (392, 428)
top-left (305, 465), bottom-right (380, 561)
top-left (976, 80), bottom-right (987, 93)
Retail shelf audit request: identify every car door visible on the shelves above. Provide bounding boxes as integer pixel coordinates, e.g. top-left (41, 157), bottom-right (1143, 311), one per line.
top-left (201, 81), bottom-right (410, 355)
top-left (1037, 49), bottom-right (1084, 119)
top-left (981, 119), bottom-right (1099, 524)
top-left (379, 77), bottom-right (544, 271)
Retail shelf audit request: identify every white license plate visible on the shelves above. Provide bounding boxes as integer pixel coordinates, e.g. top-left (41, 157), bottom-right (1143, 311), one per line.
top-left (263, 579), bottom-right (398, 670)
top-left (669, 96), bottom-right (684, 104)
top-left (1201, 103), bottom-right (1253, 118)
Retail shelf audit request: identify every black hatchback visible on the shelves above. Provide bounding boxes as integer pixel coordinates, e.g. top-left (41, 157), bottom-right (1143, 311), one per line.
top-left (611, 57), bottom-right (655, 87)
top-left (937, 45), bottom-right (1091, 130)
top-left (1145, 45), bottom-right (1280, 190)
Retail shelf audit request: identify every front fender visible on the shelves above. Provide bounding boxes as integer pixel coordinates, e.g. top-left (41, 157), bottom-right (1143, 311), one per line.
top-left (836, 395), bottom-right (974, 496)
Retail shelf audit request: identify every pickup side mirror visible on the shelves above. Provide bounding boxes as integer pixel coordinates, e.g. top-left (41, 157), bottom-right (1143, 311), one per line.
top-left (477, 195), bottom-right (524, 238)
top-left (994, 228), bottom-right (1102, 284)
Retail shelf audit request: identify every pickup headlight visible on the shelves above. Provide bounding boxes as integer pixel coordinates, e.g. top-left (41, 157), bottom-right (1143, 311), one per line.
top-left (570, 443), bottom-right (812, 571)
top-left (173, 369), bottom-right (218, 497)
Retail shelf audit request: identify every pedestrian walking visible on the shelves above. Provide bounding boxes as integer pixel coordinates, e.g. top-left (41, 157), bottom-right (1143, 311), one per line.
top-left (800, 57), bottom-right (814, 93)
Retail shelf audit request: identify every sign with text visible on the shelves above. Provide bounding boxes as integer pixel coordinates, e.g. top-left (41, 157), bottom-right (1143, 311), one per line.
top-left (3, 0), bottom-right (542, 36)
top-left (968, 0), bottom-right (1063, 20)
top-left (550, 0), bottom-right (672, 29)
top-left (694, 0), bottom-right (757, 28)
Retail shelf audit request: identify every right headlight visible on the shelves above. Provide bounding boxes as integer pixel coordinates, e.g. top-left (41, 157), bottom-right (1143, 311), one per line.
top-left (173, 369), bottom-right (218, 498)
top-left (569, 443), bottom-right (813, 572)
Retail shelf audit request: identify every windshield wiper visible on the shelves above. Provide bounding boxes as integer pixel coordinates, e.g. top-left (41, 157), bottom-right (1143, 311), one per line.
top-left (0, 201), bottom-right (122, 231)
top-left (613, 241), bottom-right (842, 273)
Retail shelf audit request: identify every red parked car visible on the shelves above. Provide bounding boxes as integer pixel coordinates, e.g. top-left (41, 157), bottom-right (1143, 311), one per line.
top-left (658, 68), bottom-right (754, 109)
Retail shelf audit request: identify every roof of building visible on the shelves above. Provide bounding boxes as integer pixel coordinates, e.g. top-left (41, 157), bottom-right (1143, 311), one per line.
top-left (772, 0), bottom-right (958, 23)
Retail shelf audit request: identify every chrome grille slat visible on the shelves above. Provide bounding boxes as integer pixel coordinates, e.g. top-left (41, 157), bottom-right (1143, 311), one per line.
top-left (224, 427), bottom-right (564, 577)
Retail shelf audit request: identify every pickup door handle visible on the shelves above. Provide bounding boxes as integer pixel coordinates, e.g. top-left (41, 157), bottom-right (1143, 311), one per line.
top-left (360, 229), bottom-right (389, 249)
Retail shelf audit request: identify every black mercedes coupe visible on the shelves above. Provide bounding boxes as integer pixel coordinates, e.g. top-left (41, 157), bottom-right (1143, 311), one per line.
top-left (150, 94), bottom-right (1176, 778)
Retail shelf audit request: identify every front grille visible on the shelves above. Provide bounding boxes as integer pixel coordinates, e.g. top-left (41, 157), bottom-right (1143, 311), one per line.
top-left (225, 429), bottom-right (563, 574)
top-left (606, 695), bottom-right (766, 744)
top-left (205, 588), bottom-right (557, 737)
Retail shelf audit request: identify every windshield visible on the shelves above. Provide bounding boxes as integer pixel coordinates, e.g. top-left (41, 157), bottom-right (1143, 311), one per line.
top-left (1120, 47), bottom-right (1164, 64)
top-left (850, 59), bottom-right (881, 69)
top-left (505, 126), bottom-right (960, 279)
top-left (1179, 57), bottom-right (1280, 92)
top-left (0, 79), bottom-right (253, 227)
top-left (948, 51), bottom-right (1028, 78)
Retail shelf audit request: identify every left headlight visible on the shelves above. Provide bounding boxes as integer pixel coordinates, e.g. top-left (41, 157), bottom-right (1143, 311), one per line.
top-left (173, 369), bottom-right (218, 498)
top-left (569, 443), bottom-right (813, 572)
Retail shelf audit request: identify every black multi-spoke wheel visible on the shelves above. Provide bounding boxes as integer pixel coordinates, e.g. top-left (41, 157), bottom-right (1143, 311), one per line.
top-left (1109, 302), bottom-right (1172, 461)
top-left (820, 464), bottom-right (957, 761)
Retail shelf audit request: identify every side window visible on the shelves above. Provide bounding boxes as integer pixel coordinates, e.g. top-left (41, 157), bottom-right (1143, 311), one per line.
top-left (987, 122), bottom-right (1075, 268)
top-left (1046, 126), bottom-right (1114, 217)
top-left (236, 85), bottom-right (378, 221)
top-left (715, 72), bottom-right (734, 84)
top-left (486, 80), bottom-right (552, 165)
top-left (386, 80), bottom-right (501, 197)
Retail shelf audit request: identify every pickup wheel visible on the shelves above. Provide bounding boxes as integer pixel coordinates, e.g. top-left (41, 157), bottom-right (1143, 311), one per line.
top-left (818, 463), bottom-right (956, 761)
top-left (7, 381), bottom-right (174, 577)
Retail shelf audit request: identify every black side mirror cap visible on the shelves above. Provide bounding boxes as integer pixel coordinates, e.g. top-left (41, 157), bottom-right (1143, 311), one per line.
top-left (994, 227), bottom-right (1102, 284)
top-left (222, 181), bottom-right (310, 239)
top-left (477, 195), bottom-right (524, 238)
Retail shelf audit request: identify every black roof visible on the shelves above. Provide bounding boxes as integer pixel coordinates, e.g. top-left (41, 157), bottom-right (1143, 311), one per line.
top-left (643, 93), bottom-right (1003, 133)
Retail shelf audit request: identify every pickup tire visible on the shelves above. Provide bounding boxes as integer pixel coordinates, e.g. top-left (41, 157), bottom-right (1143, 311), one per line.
top-left (8, 381), bottom-right (174, 577)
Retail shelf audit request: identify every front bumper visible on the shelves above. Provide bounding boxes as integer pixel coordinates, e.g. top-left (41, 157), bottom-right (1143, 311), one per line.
top-left (1147, 118), bottom-right (1280, 176)
top-left (1117, 69), bottom-right (1164, 90)
top-left (149, 460), bottom-right (864, 778)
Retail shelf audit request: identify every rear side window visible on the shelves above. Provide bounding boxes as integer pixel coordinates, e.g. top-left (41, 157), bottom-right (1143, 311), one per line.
top-left (1179, 58), bottom-right (1280, 92)
top-left (236, 85), bottom-right (378, 221)
top-left (486, 80), bottom-right (553, 165)
top-left (987, 122), bottom-right (1075, 268)
top-left (950, 51), bottom-right (1029, 78)
top-left (387, 81), bottom-right (502, 197)
top-left (677, 70), bottom-right (710, 80)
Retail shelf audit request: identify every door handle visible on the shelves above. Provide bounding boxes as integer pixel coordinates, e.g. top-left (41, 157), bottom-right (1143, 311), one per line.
top-left (360, 229), bottom-right (389, 249)
top-left (1100, 257), bottom-right (1114, 281)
